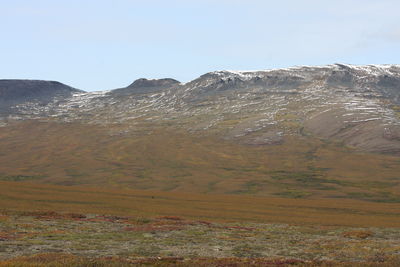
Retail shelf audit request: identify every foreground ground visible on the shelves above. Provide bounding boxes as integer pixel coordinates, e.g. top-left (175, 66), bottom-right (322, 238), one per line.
top-left (0, 182), bottom-right (400, 266)
top-left (0, 210), bottom-right (400, 266)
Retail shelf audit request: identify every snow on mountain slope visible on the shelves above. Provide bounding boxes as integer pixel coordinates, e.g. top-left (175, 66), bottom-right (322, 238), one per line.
top-left (1, 64), bottom-right (400, 154)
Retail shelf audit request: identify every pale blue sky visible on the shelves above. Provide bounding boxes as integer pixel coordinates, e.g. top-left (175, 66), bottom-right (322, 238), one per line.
top-left (1, 0), bottom-right (399, 91)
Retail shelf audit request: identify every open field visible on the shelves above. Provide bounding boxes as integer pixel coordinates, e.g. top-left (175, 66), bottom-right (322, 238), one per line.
top-left (1, 181), bottom-right (400, 228)
top-left (0, 121), bottom-right (400, 203)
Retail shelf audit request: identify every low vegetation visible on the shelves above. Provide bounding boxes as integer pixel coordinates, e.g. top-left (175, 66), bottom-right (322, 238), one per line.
top-left (0, 121), bottom-right (399, 203)
top-left (1, 181), bottom-right (400, 227)
top-left (1, 210), bottom-right (400, 266)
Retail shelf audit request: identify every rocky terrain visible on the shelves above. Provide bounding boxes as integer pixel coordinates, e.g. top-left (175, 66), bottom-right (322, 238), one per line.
top-left (1, 64), bottom-right (400, 155)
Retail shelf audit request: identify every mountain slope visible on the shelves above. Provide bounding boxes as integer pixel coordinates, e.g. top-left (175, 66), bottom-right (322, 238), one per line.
top-left (5, 63), bottom-right (396, 154)
top-left (0, 64), bottom-right (399, 201)
top-left (0, 120), bottom-right (400, 202)
top-left (1, 64), bottom-right (399, 154)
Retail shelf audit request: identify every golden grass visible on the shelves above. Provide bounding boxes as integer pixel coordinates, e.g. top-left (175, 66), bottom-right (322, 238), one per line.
top-left (0, 121), bottom-right (400, 227)
top-left (0, 120), bottom-right (399, 202)
top-left (1, 181), bottom-right (400, 227)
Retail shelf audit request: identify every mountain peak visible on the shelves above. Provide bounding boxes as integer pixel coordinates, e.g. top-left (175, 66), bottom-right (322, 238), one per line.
top-left (110, 78), bottom-right (181, 96)
top-left (128, 78), bottom-right (180, 88)
top-left (0, 79), bottom-right (82, 108)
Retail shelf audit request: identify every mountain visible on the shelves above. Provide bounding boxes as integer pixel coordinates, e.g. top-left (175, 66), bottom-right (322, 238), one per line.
top-left (0, 64), bottom-right (400, 202)
top-left (0, 79), bottom-right (82, 116)
top-left (2, 64), bottom-right (399, 153)
top-left (111, 78), bottom-right (180, 96)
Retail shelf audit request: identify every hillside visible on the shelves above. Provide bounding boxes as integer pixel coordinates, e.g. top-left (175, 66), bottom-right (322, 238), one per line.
top-left (0, 64), bottom-right (399, 202)
top-left (1, 64), bottom-right (400, 154)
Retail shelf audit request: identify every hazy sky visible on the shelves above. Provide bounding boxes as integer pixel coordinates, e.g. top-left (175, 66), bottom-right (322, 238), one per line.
top-left (1, 0), bottom-right (399, 91)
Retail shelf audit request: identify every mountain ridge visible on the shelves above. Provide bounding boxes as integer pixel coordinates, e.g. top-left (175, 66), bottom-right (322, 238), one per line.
top-left (3, 63), bottom-right (399, 94)
top-left (1, 63), bottom-right (400, 155)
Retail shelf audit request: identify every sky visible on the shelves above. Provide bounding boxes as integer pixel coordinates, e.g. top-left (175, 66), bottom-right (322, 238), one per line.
top-left (1, 0), bottom-right (400, 91)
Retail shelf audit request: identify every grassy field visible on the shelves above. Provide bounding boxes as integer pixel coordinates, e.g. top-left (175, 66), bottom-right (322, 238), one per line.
top-left (1, 181), bottom-right (400, 228)
top-left (0, 120), bottom-right (399, 203)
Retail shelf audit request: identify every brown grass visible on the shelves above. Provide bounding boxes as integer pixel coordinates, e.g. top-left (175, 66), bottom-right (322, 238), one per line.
top-left (0, 120), bottom-right (399, 203)
top-left (1, 181), bottom-right (400, 227)
top-left (342, 230), bottom-right (374, 239)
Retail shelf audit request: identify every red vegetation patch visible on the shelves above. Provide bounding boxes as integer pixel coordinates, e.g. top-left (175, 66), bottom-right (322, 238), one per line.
top-left (123, 257), bottom-right (305, 266)
top-left (0, 253), bottom-right (78, 265)
top-left (0, 231), bottom-right (17, 241)
top-left (193, 258), bottom-right (305, 266)
top-left (125, 257), bottom-right (185, 265)
top-left (342, 230), bottom-right (374, 239)
top-left (87, 256), bottom-right (305, 266)
top-left (2, 253), bottom-right (400, 267)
